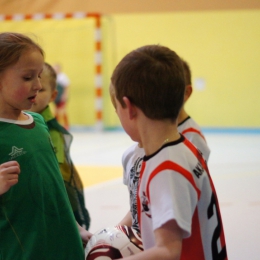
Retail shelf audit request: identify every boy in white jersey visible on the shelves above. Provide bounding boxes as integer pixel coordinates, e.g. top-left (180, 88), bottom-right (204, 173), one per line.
top-left (110, 45), bottom-right (227, 260)
top-left (119, 58), bottom-right (211, 233)
top-left (178, 59), bottom-right (210, 161)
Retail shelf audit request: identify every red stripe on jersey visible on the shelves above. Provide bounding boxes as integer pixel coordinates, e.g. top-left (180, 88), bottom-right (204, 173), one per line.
top-left (181, 208), bottom-right (204, 260)
top-left (181, 127), bottom-right (206, 142)
top-left (137, 159), bottom-right (201, 235)
top-left (184, 138), bottom-right (227, 255)
top-left (183, 138), bottom-right (209, 174)
top-left (145, 160), bottom-right (201, 202)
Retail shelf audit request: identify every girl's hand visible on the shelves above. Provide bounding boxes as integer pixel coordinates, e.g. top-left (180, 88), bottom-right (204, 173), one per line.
top-left (0, 161), bottom-right (20, 195)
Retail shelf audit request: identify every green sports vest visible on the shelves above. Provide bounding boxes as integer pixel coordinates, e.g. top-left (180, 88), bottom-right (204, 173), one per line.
top-left (0, 112), bottom-right (84, 260)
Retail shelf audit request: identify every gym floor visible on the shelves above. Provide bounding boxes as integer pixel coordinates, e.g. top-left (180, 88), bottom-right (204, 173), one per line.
top-left (70, 129), bottom-right (260, 260)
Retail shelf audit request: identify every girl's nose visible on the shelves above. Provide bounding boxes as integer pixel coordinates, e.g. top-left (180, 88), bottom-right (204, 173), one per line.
top-left (34, 78), bottom-right (42, 90)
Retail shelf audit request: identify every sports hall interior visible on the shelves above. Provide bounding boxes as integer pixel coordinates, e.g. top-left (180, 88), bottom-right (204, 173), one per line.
top-left (1, 1), bottom-right (259, 259)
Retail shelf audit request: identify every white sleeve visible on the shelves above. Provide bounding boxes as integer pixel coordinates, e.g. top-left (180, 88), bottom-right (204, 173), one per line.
top-left (122, 144), bottom-right (144, 185)
top-left (122, 143), bottom-right (137, 185)
top-left (122, 148), bottom-right (131, 186)
top-left (57, 73), bottom-right (70, 87)
top-left (149, 170), bottom-right (199, 238)
top-left (184, 132), bottom-right (210, 161)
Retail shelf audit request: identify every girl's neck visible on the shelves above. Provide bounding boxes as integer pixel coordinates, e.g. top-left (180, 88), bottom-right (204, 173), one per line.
top-left (0, 110), bottom-right (28, 121)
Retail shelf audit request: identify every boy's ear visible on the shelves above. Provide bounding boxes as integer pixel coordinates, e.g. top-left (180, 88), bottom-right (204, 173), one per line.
top-left (122, 96), bottom-right (137, 120)
top-left (50, 90), bottom-right (58, 103)
top-left (184, 85), bottom-right (192, 102)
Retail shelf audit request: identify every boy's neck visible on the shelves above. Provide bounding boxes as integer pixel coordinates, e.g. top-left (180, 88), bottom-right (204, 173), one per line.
top-left (178, 108), bottom-right (189, 125)
top-left (139, 117), bottom-right (180, 156)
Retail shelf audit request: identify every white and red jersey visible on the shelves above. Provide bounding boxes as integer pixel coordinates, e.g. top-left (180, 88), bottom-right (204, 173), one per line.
top-left (122, 117), bottom-right (210, 233)
top-left (137, 135), bottom-right (227, 260)
top-left (122, 143), bottom-right (144, 232)
top-left (178, 116), bottom-right (210, 161)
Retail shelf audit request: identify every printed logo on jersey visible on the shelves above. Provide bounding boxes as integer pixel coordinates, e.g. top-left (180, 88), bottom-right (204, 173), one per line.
top-left (141, 191), bottom-right (151, 218)
top-left (193, 162), bottom-right (204, 178)
top-left (9, 146), bottom-right (27, 159)
top-left (129, 156), bottom-right (143, 231)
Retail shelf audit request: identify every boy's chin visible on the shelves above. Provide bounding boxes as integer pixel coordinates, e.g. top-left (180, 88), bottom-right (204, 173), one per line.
top-left (29, 104), bottom-right (41, 113)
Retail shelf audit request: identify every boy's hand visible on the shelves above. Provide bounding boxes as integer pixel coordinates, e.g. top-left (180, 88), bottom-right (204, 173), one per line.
top-left (77, 222), bottom-right (93, 244)
top-left (0, 161), bottom-right (20, 195)
top-left (80, 229), bottom-right (93, 245)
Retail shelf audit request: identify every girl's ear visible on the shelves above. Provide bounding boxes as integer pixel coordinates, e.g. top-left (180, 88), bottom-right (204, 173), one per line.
top-left (50, 89), bottom-right (58, 103)
top-left (122, 96), bottom-right (137, 120)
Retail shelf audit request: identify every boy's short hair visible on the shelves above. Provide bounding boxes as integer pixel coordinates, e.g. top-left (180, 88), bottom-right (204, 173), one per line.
top-left (44, 62), bottom-right (57, 91)
top-left (182, 59), bottom-right (192, 85)
top-left (111, 45), bottom-right (185, 121)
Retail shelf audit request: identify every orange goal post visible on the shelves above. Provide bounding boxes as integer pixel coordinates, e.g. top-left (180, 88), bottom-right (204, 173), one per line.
top-left (0, 12), bottom-right (104, 129)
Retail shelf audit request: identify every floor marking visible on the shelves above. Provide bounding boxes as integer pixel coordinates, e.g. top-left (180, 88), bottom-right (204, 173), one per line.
top-left (76, 165), bottom-right (123, 188)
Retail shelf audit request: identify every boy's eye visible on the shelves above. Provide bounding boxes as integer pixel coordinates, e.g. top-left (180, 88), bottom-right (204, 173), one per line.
top-left (24, 77), bottom-right (31, 81)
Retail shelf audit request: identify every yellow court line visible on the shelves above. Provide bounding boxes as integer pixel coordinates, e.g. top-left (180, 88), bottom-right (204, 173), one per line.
top-left (76, 166), bottom-right (260, 188)
top-left (75, 165), bottom-right (123, 188)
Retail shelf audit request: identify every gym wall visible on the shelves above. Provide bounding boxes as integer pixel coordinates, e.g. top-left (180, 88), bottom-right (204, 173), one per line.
top-left (0, 7), bottom-right (259, 128)
top-left (109, 10), bottom-right (260, 128)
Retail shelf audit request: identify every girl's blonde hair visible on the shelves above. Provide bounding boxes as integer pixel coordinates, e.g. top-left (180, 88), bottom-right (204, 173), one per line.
top-left (0, 32), bottom-right (44, 73)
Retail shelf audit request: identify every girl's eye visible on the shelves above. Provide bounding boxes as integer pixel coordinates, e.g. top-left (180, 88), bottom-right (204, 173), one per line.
top-left (24, 77), bottom-right (31, 81)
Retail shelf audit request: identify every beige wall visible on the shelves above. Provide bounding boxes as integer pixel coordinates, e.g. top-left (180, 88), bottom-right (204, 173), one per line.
top-left (0, 3), bottom-right (260, 128)
top-left (0, 0), bottom-right (260, 15)
top-left (102, 10), bottom-right (260, 128)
